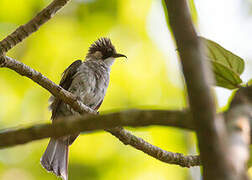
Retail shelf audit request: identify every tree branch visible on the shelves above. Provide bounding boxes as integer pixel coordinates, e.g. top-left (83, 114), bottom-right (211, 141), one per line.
top-left (0, 56), bottom-right (96, 114)
top-left (0, 109), bottom-right (194, 147)
top-left (164, 0), bottom-right (237, 179)
top-left (0, 0), bottom-right (71, 55)
top-left (106, 127), bottom-right (200, 167)
top-left (0, 110), bottom-right (200, 167)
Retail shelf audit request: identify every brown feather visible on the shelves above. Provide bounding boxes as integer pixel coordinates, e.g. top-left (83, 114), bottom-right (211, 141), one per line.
top-left (51, 60), bottom-right (82, 120)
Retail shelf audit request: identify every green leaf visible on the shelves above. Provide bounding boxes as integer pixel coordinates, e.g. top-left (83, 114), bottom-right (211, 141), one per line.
top-left (212, 61), bottom-right (243, 89)
top-left (200, 37), bottom-right (245, 89)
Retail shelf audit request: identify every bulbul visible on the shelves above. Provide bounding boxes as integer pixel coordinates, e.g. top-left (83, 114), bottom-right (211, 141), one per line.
top-left (40, 37), bottom-right (126, 180)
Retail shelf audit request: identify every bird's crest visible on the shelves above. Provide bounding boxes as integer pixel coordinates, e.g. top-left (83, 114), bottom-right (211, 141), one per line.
top-left (86, 37), bottom-right (116, 60)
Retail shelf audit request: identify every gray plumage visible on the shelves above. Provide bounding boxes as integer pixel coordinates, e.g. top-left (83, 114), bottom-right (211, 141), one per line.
top-left (40, 38), bottom-right (126, 180)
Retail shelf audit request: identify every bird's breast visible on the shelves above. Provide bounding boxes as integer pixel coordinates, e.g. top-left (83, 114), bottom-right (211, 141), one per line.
top-left (68, 65), bottom-right (110, 109)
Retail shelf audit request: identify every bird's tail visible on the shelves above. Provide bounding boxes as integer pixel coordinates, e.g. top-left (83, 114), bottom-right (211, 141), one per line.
top-left (40, 138), bottom-right (69, 180)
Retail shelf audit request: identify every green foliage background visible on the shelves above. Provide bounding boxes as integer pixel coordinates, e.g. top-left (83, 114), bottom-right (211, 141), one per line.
top-left (0, 0), bottom-right (199, 179)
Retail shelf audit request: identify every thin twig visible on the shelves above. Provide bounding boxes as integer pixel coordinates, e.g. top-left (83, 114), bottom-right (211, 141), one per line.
top-left (107, 127), bottom-right (201, 167)
top-left (0, 0), bottom-right (71, 55)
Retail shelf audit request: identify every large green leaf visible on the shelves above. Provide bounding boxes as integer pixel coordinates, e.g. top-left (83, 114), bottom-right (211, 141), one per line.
top-left (200, 37), bottom-right (245, 89)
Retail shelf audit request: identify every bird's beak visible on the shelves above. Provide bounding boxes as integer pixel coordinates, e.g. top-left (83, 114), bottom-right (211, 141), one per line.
top-left (112, 53), bottom-right (127, 59)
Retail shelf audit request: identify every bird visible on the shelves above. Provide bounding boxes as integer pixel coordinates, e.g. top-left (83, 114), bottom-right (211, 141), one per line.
top-left (40, 37), bottom-right (126, 180)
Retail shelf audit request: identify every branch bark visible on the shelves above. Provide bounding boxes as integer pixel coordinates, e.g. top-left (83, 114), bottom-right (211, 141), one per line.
top-left (0, 0), bottom-right (71, 55)
top-left (0, 56), bottom-right (96, 114)
top-left (164, 0), bottom-right (238, 179)
top-left (0, 110), bottom-right (200, 167)
top-left (107, 127), bottom-right (200, 167)
top-left (0, 109), bottom-right (194, 147)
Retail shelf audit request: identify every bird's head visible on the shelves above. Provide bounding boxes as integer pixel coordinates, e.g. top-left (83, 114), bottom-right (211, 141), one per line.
top-left (86, 37), bottom-right (127, 66)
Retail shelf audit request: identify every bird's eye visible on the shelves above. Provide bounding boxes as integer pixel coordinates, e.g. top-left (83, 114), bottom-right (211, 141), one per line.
top-left (103, 50), bottom-right (113, 59)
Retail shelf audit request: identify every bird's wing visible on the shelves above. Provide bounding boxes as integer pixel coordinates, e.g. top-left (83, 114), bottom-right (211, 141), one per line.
top-left (50, 60), bottom-right (82, 120)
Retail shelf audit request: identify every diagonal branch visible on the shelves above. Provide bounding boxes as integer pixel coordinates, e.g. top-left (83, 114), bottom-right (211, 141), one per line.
top-left (106, 127), bottom-right (200, 167)
top-left (0, 0), bottom-right (71, 55)
top-left (0, 56), bottom-right (95, 114)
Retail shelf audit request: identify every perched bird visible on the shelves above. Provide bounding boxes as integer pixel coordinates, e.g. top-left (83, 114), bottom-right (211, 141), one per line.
top-left (40, 37), bottom-right (126, 180)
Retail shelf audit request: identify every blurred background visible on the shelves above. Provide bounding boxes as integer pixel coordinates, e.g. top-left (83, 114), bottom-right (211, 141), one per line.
top-left (0, 0), bottom-right (251, 179)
